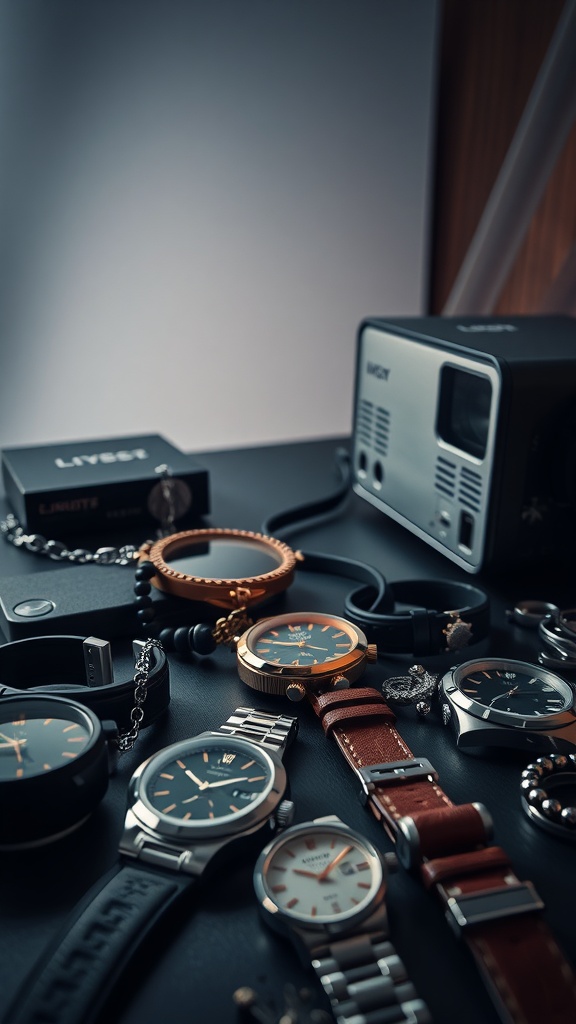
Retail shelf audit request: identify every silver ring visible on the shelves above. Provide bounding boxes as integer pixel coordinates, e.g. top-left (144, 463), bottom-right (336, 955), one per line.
top-left (507, 599), bottom-right (559, 628)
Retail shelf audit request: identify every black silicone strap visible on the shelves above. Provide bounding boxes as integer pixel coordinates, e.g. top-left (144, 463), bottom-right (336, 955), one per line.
top-left (0, 635), bottom-right (170, 730)
top-left (2, 862), bottom-right (193, 1024)
top-left (297, 550), bottom-right (393, 615)
top-left (261, 446), bottom-right (352, 536)
top-left (345, 579), bottom-right (490, 655)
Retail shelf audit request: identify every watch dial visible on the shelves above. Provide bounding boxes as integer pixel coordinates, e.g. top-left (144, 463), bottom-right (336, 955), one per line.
top-left (455, 662), bottom-right (574, 718)
top-left (250, 614), bottom-right (358, 667)
top-left (143, 738), bottom-right (274, 823)
top-left (0, 700), bottom-right (93, 780)
top-left (261, 825), bottom-right (381, 924)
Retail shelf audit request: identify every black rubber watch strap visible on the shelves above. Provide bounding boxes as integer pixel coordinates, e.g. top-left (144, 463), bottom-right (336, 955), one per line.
top-left (345, 579), bottom-right (490, 655)
top-left (0, 635), bottom-right (170, 730)
top-left (3, 863), bottom-right (194, 1024)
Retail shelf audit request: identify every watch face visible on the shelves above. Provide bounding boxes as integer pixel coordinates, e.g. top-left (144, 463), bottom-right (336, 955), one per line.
top-left (255, 821), bottom-right (383, 925)
top-left (133, 734), bottom-right (283, 835)
top-left (0, 696), bottom-right (95, 781)
top-left (447, 659), bottom-right (574, 720)
top-left (247, 613), bottom-right (359, 668)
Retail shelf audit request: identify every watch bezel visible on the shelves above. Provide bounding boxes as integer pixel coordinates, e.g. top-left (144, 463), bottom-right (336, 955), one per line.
top-left (126, 732), bottom-right (287, 841)
top-left (0, 694), bottom-right (110, 849)
top-left (236, 612), bottom-right (370, 695)
top-left (442, 658), bottom-right (576, 731)
top-left (254, 819), bottom-right (385, 931)
top-left (142, 528), bottom-right (299, 608)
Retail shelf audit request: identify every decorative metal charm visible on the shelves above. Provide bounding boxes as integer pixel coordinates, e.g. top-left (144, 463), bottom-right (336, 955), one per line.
top-left (382, 664), bottom-right (439, 716)
top-left (443, 612), bottom-right (473, 651)
top-left (213, 607), bottom-right (253, 648)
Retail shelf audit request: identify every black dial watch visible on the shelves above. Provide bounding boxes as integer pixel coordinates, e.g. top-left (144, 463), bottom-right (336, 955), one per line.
top-left (0, 693), bottom-right (117, 848)
top-left (236, 611), bottom-right (378, 701)
top-left (253, 815), bottom-right (431, 1024)
top-left (440, 657), bottom-right (576, 753)
top-left (3, 707), bottom-right (298, 1024)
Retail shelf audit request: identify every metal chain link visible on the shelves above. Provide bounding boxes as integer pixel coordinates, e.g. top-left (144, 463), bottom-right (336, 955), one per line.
top-left (0, 513), bottom-right (141, 565)
top-left (116, 638), bottom-right (164, 753)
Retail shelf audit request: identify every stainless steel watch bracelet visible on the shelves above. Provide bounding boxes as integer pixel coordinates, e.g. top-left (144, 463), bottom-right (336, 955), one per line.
top-left (218, 706), bottom-right (299, 757)
top-left (311, 933), bottom-right (431, 1024)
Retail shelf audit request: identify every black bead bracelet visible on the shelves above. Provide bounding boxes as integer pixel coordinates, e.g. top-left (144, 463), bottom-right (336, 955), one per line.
top-left (134, 560), bottom-right (218, 657)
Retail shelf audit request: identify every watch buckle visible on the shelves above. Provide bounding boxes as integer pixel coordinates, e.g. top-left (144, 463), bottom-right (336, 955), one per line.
top-left (445, 881), bottom-right (544, 935)
top-left (357, 757), bottom-right (438, 805)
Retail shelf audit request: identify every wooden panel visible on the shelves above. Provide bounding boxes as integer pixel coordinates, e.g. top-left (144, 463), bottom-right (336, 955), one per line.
top-left (430, 0), bottom-right (574, 314)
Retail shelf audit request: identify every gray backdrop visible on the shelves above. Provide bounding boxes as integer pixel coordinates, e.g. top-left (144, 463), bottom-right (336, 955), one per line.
top-left (0, 1), bottom-right (439, 453)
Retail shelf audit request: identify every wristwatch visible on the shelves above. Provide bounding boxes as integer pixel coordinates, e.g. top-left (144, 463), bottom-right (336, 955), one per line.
top-left (0, 635), bottom-right (170, 732)
top-left (235, 611), bottom-right (378, 701)
top-left (254, 814), bottom-right (431, 1024)
top-left (3, 707), bottom-right (298, 1024)
top-left (439, 657), bottom-right (576, 753)
top-left (0, 693), bottom-right (118, 849)
top-left (139, 527), bottom-right (300, 608)
top-left (301, 685), bottom-right (576, 1024)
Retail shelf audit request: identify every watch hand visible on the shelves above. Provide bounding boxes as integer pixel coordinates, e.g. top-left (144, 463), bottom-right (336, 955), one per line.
top-left (302, 645), bottom-right (328, 652)
top-left (0, 732), bottom-right (24, 762)
top-left (201, 776), bottom-right (250, 789)
top-left (292, 868), bottom-right (321, 879)
top-left (184, 768), bottom-right (209, 790)
top-left (317, 844), bottom-right (353, 881)
top-left (264, 641), bottom-right (303, 647)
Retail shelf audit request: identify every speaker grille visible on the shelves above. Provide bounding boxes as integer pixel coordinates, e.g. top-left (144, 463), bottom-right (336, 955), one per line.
top-left (356, 400), bottom-right (390, 456)
top-left (459, 466), bottom-right (482, 512)
top-left (435, 455), bottom-right (456, 498)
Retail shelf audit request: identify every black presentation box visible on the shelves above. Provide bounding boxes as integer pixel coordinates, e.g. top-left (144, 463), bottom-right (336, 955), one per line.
top-left (1, 433), bottom-right (210, 534)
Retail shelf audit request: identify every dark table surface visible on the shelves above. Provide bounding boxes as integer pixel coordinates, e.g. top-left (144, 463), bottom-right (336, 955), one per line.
top-left (1, 437), bottom-right (575, 1024)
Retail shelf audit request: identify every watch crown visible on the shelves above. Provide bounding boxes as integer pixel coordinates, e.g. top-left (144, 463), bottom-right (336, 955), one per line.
top-left (286, 682), bottom-right (307, 702)
top-left (274, 799), bottom-right (295, 831)
top-left (332, 674), bottom-right (350, 691)
top-left (366, 644), bottom-right (378, 663)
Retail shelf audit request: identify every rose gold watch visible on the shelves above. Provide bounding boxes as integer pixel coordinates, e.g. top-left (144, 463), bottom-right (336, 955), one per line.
top-left (236, 610), bottom-right (378, 701)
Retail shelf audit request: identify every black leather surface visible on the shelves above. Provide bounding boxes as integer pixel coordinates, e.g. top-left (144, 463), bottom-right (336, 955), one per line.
top-left (1, 438), bottom-right (575, 1024)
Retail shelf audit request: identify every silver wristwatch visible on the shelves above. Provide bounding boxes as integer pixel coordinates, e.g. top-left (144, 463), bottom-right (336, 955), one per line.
top-left (4, 708), bottom-right (298, 1024)
top-left (439, 657), bottom-right (576, 753)
top-left (253, 815), bottom-right (431, 1024)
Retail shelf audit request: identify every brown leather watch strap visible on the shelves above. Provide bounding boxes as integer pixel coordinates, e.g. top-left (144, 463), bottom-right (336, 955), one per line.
top-left (308, 686), bottom-right (576, 1024)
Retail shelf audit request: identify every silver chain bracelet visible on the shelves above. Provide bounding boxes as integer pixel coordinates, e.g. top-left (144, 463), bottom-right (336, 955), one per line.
top-left (0, 464), bottom-right (181, 566)
top-left (116, 638), bottom-right (164, 753)
top-left (0, 512), bottom-right (141, 565)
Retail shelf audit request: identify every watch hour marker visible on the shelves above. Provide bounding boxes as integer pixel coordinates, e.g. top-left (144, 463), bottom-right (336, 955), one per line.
top-left (202, 752), bottom-right (209, 763)
top-left (247, 776), bottom-right (266, 783)
top-left (357, 882), bottom-right (371, 890)
top-left (305, 838), bottom-right (316, 850)
top-left (61, 751), bottom-right (78, 759)
top-left (163, 803), bottom-right (177, 813)
top-left (230, 805), bottom-right (240, 813)
top-left (63, 724), bottom-right (80, 733)
top-left (241, 760), bottom-right (255, 770)
top-left (154, 790), bottom-right (170, 797)
top-left (286, 898), bottom-right (298, 909)
top-left (160, 773), bottom-right (174, 780)
top-left (271, 884), bottom-right (287, 893)
top-left (177, 760), bottom-right (187, 770)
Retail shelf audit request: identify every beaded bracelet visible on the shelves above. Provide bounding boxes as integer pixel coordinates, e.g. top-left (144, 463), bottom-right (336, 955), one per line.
top-left (520, 753), bottom-right (576, 841)
top-left (134, 560), bottom-right (251, 656)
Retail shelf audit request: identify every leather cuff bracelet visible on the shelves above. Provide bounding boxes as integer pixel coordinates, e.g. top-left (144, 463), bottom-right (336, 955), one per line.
top-left (344, 579), bottom-right (490, 655)
top-left (0, 635), bottom-right (170, 731)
